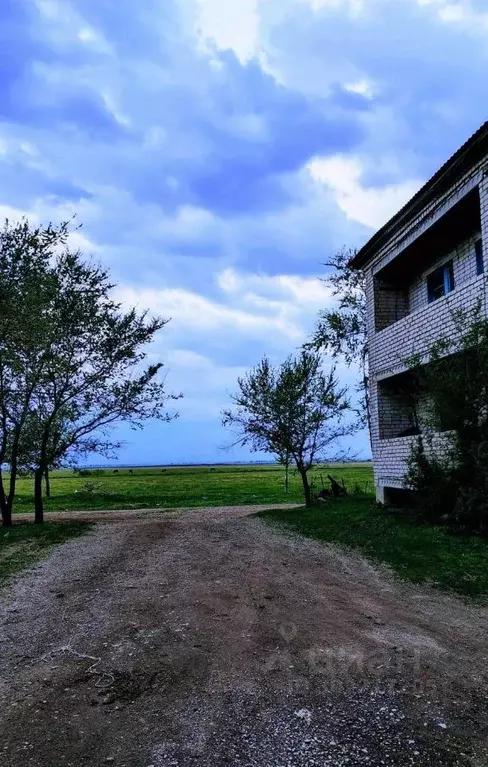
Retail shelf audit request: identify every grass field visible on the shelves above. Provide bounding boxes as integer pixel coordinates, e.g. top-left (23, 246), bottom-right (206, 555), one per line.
top-left (258, 499), bottom-right (488, 600)
top-left (9, 462), bottom-right (374, 514)
top-left (0, 522), bottom-right (92, 587)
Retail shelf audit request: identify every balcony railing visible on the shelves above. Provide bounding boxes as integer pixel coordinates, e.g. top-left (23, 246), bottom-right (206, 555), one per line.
top-left (370, 274), bottom-right (487, 378)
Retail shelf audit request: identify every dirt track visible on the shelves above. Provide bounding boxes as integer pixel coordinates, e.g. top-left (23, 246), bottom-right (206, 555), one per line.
top-left (1, 505), bottom-right (488, 766)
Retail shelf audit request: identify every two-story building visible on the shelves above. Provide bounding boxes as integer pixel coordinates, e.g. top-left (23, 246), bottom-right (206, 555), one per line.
top-left (350, 122), bottom-right (488, 503)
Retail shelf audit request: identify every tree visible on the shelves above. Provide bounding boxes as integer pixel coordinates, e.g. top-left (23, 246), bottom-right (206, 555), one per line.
top-left (222, 351), bottom-right (354, 507)
top-left (0, 219), bottom-right (181, 525)
top-left (0, 219), bottom-right (71, 526)
top-left (405, 305), bottom-right (488, 533)
top-left (308, 248), bottom-right (370, 436)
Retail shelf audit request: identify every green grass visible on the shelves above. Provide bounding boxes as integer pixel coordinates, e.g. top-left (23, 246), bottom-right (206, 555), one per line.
top-left (258, 497), bottom-right (488, 600)
top-left (9, 462), bottom-right (374, 514)
top-left (0, 522), bottom-right (92, 587)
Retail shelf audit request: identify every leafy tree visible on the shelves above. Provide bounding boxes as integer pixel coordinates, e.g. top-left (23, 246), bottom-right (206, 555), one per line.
top-left (405, 305), bottom-right (488, 533)
top-left (222, 351), bottom-right (354, 507)
top-left (309, 248), bottom-right (369, 435)
top-left (0, 219), bottom-right (181, 525)
top-left (0, 219), bottom-right (70, 526)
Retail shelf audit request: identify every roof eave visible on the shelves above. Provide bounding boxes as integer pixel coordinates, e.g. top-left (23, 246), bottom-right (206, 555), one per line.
top-left (349, 121), bottom-right (488, 271)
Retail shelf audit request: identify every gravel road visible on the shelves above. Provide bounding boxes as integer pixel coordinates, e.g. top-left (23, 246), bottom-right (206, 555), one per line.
top-left (1, 505), bottom-right (488, 766)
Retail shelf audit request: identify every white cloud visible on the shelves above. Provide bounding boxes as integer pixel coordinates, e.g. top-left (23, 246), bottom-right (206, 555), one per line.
top-left (195, 0), bottom-right (261, 61)
top-left (217, 268), bottom-right (331, 305)
top-left (35, 0), bottom-right (113, 53)
top-left (307, 154), bottom-right (423, 230)
top-left (114, 269), bottom-right (333, 355)
top-left (415, 0), bottom-right (488, 28)
top-left (0, 204), bottom-right (34, 223)
top-left (163, 348), bottom-right (245, 419)
top-left (0, 200), bottom-right (99, 257)
top-left (116, 284), bottom-right (300, 342)
top-left (439, 3), bottom-right (465, 21)
top-left (113, 269), bottom-right (336, 424)
top-left (299, 0), bottom-right (364, 16)
top-left (344, 77), bottom-right (377, 99)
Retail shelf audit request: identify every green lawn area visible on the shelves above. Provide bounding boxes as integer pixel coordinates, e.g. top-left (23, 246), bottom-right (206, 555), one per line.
top-left (9, 462), bottom-right (374, 514)
top-left (0, 522), bottom-right (92, 587)
top-left (258, 497), bottom-right (488, 600)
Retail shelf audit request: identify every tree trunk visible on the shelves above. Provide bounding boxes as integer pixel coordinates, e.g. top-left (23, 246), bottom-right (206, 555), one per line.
top-left (34, 468), bottom-right (44, 524)
top-left (7, 428), bottom-right (21, 520)
top-left (0, 496), bottom-right (12, 527)
top-left (44, 467), bottom-right (51, 498)
top-left (0, 470), bottom-right (12, 526)
top-left (298, 466), bottom-right (312, 508)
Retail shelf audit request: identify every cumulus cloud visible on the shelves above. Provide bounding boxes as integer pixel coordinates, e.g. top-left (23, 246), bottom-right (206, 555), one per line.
top-left (0, 0), bottom-right (487, 463)
top-left (115, 268), bottom-right (332, 353)
top-left (195, 0), bottom-right (261, 62)
top-left (307, 154), bottom-right (423, 229)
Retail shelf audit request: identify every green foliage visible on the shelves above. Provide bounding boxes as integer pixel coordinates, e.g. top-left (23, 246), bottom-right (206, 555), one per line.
top-left (9, 463), bottom-right (374, 513)
top-left (309, 248), bottom-right (369, 431)
top-left (76, 481), bottom-right (102, 495)
top-left (0, 521), bottom-right (92, 586)
top-left (406, 308), bottom-right (488, 533)
top-left (258, 498), bottom-right (488, 600)
top-left (0, 219), bottom-right (72, 524)
top-left (310, 248), bottom-right (366, 364)
top-left (223, 351), bottom-right (355, 506)
top-left (404, 438), bottom-right (456, 524)
top-left (0, 218), bottom-right (180, 524)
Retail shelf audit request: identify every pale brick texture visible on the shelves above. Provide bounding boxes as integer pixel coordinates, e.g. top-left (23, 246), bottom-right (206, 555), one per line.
top-left (364, 152), bottom-right (488, 501)
top-left (408, 235), bottom-right (481, 314)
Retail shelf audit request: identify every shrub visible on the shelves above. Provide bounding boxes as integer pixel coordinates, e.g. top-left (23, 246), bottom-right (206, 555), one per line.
top-left (405, 309), bottom-right (488, 534)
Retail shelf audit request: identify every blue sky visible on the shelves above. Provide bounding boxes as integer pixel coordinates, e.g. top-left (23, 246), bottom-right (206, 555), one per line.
top-left (1, 0), bottom-right (487, 465)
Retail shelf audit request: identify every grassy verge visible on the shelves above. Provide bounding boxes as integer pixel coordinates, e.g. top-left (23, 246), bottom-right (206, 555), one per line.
top-left (0, 522), bottom-right (92, 588)
top-left (258, 497), bottom-right (488, 600)
top-left (9, 463), bottom-right (374, 514)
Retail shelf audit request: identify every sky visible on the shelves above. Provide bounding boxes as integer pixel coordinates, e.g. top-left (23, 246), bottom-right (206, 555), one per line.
top-left (1, 0), bottom-right (487, 465)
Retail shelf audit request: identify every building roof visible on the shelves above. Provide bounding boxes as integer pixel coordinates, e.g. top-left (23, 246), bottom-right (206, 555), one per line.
top-left (350, 121), bottom-right (488, 269)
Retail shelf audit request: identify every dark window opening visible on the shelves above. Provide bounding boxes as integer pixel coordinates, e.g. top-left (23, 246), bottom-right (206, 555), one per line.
top-left (378, 371), bottom-right (420, 440)
top-left (475, 239), bottom-right (484, 276)
top-left (373, 277), bottom-right (409, 331)
top-left (427, 260), bottom-right (454, 303)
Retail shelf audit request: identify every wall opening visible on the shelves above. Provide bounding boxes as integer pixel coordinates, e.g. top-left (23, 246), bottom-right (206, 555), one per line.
top-left (373, 186), bottom-right (482, 328)
top-left (374, 277), bottom-right (409, 331)
top-left (378, 371), bottom-right (420, 440)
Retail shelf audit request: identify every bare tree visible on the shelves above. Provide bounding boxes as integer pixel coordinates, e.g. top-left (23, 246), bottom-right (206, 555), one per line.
top-left (223, 351), bottom-right (355, 507)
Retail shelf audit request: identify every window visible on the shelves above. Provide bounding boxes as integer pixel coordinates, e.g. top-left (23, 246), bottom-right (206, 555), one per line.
top-left (475, 239), bottom-right (484, 275)
top-left (427, 260), bottom-right (454, 303)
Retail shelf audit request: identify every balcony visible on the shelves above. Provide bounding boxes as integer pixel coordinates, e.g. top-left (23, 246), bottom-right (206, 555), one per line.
top-left (370, 272), bottom-right (487, 378)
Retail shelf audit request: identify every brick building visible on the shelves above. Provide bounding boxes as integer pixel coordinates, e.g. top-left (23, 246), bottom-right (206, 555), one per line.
top-left (350, 122), bottom-right (488, 503)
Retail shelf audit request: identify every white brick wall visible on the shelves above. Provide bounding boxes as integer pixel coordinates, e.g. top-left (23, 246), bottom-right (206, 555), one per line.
top-left (365, 157), bottom-right (488, 498)
top-left (481, 172), bottom-right (488, 266)
top-left (408, 235), bottom-right (480, 313)
top-left (372, 272), bottom-right (486, 379)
